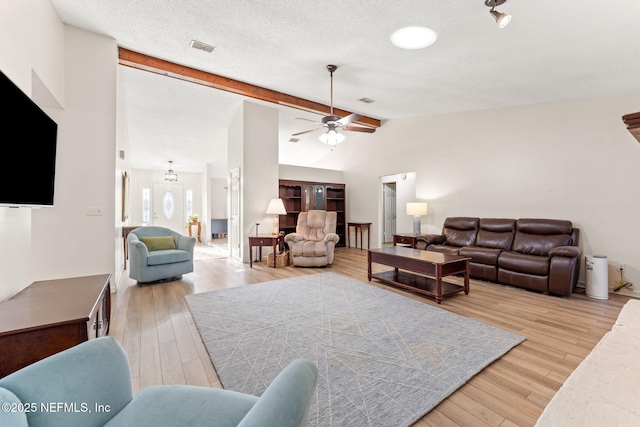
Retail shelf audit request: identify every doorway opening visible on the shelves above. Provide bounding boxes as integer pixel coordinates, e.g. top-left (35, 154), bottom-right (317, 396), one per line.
top-left (382, 182), bottom-right (396, 244)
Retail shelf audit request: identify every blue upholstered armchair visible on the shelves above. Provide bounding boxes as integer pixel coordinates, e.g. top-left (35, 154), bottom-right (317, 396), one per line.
top-left (0, 337), bottom-right (318, 427)
top-left (127, 226), bottom-right (195, 284)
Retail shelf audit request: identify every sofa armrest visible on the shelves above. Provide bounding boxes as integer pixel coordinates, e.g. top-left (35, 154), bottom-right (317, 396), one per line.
top-left (238, 359), bottom-right (318, 427)
top-left (129, 240), bottom-right (150, 258)
top-left (415, 234), bottom-right (446, 250)
top-left (549, 247), bottom-right (582, 296)
top-left (324, 233), bottom-right (340, 245)
top-left (284, 233), bottom-right (304, 244)
top-left (0, 337), bottom-right (133, 427)
top-left (177, 235), bottom-right (197, 252)
top-left (549, 245), bottom-right (581, 258)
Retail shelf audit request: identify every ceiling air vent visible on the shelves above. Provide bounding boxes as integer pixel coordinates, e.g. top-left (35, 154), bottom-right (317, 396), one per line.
top-left (190, 40), bottom-right (215, 53)
top-left (289, 137), bottom-right (300, 143)
top-left (358, 97), bottom-right (375, 104)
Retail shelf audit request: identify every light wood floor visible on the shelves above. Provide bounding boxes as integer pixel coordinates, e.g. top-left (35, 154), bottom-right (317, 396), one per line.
top-left (110, 245), bottom-right (629, 426)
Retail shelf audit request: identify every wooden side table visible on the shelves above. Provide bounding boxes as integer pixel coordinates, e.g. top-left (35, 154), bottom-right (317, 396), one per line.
top-left (393, 233), bottom-right (424, 248)
top-left (248, 234), bottom-right (284, 268)
top-left (347, 222), bottom-right (372, 250)
top-left (188, 221), bottom-right (202, 243)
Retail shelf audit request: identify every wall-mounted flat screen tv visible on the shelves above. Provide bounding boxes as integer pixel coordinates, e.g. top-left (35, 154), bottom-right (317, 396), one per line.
top-left (0, 70), bottom-right (58, 207)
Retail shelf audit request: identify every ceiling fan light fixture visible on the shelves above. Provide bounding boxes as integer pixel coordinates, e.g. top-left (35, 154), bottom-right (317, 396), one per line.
top-left (319, 129), bottom-right (345, 146)
top-left (390, 26), bottom-right (437, 49)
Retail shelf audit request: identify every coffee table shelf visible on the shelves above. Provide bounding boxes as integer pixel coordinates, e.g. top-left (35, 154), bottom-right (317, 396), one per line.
top-left (368, 246), bottom-right (470, 304)
top-left (373, 270), bottom-right (468, 300)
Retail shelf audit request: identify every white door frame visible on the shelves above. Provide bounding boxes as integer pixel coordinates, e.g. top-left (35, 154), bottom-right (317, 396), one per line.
top-left (229, 168), bottom-right (241, 260)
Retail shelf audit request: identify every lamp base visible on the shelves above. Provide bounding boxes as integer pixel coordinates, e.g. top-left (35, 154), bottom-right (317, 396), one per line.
top-left (272, 215), bottom-right (279, 235)
top-left (413, 216), bottom-right (421, 234)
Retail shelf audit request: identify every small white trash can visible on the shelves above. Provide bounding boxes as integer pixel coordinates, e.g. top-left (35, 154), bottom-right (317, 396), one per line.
top-left (585, 255), bottom-right (608, 300)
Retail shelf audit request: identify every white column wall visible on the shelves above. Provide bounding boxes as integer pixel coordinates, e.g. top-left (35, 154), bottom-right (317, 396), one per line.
top-left (314, 93), bottom-right (640, 293)
top-left (31, 25), bottom-right (117, 282)
top-left (228, 101), bottom-right (279, 263)
top-left (0, 1), bottom-right (117, 300)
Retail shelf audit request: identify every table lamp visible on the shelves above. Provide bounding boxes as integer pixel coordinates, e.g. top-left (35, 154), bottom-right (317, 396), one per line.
top-left (266, 198), bottom-right (287, 235)
top-left (406, 202), bottom-right (428, 234)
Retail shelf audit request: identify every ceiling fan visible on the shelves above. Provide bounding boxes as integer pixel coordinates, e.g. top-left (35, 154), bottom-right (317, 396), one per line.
top-left (292, 65), bottom-right (375, 147)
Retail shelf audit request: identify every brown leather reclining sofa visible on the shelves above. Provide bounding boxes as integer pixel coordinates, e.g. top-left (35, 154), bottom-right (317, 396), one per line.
top-left (415, 217), bottom-right (581, 296)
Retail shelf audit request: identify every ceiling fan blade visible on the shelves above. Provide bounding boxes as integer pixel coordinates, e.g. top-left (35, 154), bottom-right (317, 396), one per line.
top-left (295, 117), bottom-right (321, 124)
top-left (336, 113), bottom-right (362, 126)
top-left (292, 128), bottom-right (323, 136)
top-left (342, 125), bottom-right (376, 133)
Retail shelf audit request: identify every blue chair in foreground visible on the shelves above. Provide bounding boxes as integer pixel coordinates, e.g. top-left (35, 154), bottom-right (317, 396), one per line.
top-left (127, 226), bottom-right (196, 284)
top-left (0, 337), bottom-right (318, 427)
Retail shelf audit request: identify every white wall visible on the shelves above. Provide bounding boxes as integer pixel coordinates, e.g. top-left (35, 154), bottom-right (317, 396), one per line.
top-left (0, 1), bottom-right (117, 301)
top-left (228, 101), bottom-right (280, 262)
top-left (314, 93), bottom-right (640, 293)
top-left (31, 25), bottom-right (117, 282)
top-left (200, 165), bottom-right (210, 243)
top-left (115, 66), bottom-right (132, 288)
top-left (0, 0), bottom-right (64, 301)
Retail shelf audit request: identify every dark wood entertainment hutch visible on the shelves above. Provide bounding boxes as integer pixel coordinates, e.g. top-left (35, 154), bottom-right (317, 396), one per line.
top-left (279, 179), bottom-right (346, 247)
top-left (0, 274), bottom-right (111, 378)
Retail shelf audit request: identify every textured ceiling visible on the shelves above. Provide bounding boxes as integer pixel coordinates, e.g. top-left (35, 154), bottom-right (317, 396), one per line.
top-left (49, 0), bottom-right (640, 174)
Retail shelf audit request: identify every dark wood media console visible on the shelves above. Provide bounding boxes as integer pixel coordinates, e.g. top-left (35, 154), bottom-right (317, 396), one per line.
top-left (0, 274), bottom-right (111, 377)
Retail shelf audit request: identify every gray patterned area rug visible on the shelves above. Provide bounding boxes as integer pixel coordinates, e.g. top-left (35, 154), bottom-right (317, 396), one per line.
top-left (185, 272), bottom-right (525, 427)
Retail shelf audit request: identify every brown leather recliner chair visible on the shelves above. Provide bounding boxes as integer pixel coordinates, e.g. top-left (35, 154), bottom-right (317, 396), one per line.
top-left (284, 210), bottom-right (340, 267)
top-left (498, 219), bottom-right (581, 296)
top-left (460, 218), bottom-right (516, 282)
top-left (416, 217), bottom-right (479, 254)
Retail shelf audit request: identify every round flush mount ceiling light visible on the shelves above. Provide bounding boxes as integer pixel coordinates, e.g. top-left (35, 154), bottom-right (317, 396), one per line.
top-left (390, 26), bottom-right (437, 49)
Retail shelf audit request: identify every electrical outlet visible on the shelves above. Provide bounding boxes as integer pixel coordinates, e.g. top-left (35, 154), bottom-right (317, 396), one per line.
top-left (86, 206), bottom-right (103, 216)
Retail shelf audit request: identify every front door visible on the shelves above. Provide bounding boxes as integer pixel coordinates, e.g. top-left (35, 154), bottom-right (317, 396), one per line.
top-left (153, 183), bottom-right (185, 234)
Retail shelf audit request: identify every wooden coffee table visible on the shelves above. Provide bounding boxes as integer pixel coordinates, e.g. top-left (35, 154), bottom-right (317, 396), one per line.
top-left (368, 246), bottom-right (470, 304)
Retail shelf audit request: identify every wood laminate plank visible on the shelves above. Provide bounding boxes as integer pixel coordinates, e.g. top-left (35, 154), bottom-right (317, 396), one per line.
top-left (112, 245), bottom-right (630, 426)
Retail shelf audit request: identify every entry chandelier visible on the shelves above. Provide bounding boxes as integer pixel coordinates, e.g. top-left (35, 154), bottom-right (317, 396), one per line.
top-left (164, 161), bottom-right (178, 182)
top-left (485, 0), bottom-right (511, 28)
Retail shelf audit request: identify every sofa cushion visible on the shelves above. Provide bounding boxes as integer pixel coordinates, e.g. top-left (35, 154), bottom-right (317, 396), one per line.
top-left (512, 232), bottom-right (571, 256)
top-left (499, 251), bottom-right (550, 276)
top-left (459, 246), bottom-right (502, 265)
top-left (140, 236), bottom-right (176, 251)
top-left (427, 244), bottom-right (461, 255)
top-left (516, 218), bottom-right (573, 235)
top-left (476, 219), bottom-right (516, 250)
top-left (104, 385), bottom-right (258, 427)
top-left (147, 249), bottom-right (191, 266)
top-left (442, 217), bottom-right (479, 247)
top-left (290, 241), bottom-right (328, 257)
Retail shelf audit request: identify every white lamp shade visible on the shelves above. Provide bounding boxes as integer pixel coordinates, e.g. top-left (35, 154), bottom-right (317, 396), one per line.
top-left (406, 202), bottom-right (428, 216)
top-left (266, 198), bottom-right (287, 215)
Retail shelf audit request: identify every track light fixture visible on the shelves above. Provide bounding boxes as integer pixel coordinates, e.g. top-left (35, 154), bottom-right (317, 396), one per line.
top-left (485, 0), bottom-right (511, 28)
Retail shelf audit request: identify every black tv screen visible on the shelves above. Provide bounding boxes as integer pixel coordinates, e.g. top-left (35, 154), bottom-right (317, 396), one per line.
top-left (0, 70), bottom-right (58, 207)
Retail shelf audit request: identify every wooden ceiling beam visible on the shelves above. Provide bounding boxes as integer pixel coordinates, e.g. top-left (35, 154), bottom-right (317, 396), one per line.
top-left (118, 47), bottom-right (381, 128)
